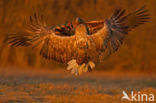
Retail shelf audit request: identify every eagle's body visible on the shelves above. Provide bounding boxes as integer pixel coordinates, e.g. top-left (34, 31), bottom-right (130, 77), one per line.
top-left (7, 6), bottom-right (150, 75)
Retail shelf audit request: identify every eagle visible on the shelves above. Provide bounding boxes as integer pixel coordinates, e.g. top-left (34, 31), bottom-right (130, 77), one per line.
top-left (7, 6), bottom-right (150, 75)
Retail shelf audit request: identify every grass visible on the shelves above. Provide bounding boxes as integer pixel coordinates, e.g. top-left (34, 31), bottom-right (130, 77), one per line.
top-left (0, 68), bottom-right (156, 103)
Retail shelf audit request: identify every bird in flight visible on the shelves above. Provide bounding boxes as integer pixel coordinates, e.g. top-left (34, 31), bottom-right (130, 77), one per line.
top-left (7, 6), bottom-right (150, 75)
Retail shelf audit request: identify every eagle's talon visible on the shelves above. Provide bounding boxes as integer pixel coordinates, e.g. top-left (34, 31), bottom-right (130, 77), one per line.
top-left (78, 63), bottom-right (85, 75)
top-left (88, 61), bottom-right (95, 70)
top-left (67, 59), bottom-right (79, 75)
top-left (71, 68), bottom-right (78, 75)
top-left (67, 60), bottom-right (95, 75)
top-left (83, 64), bottom-right (88, 72)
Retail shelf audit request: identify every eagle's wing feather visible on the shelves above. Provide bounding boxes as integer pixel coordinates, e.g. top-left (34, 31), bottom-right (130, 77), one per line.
top-left (7, 6), bottom-right (150, 64)
top-left (123, 6), bottom-right (150, 31)
top-left (7, 14), bottom-right (77, 63)
top-left (85, 20), bottom-right (104, 34)
top-left (88, 6), bottom-right (150, 61)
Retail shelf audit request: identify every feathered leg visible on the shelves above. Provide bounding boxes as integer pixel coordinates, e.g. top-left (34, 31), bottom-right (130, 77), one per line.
top-left (67, 59), bottom-right (95, 75)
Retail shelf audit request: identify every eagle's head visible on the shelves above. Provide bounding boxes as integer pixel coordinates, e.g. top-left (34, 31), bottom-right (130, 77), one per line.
top-left (75, 24), bottom-right (89, 35)
top-left (72, 17), bottom-right (84, 28)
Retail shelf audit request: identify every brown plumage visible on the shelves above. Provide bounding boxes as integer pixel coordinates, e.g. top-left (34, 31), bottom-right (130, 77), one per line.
top-left (7, 6), bottom-right (150, 75)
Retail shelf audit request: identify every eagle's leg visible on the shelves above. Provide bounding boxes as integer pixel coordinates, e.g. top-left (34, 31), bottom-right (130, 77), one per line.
top-left (67, 59), bottom-right (95, 75)
top-left (88, 61), bottom-right (95, 71)
top-left (67, 59), bottom-right (79, 75)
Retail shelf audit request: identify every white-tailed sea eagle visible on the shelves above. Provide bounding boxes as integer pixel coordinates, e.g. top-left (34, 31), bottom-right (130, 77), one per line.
top-left (7, 6), bottom-right (150, 75)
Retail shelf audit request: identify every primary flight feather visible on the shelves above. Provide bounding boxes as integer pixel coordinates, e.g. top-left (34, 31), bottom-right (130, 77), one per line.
top-left (7, 6), bottom-right (150, 75)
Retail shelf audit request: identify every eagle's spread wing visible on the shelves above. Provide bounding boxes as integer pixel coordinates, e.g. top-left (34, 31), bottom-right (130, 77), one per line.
top-left (7, 14), bottom-right (79, 63)
top-left (85, 20), bottom-right (104, 34)
top-left (7, 6), bottom-right (150, 64)
top-left (88, 6), bottom-right (150, 61)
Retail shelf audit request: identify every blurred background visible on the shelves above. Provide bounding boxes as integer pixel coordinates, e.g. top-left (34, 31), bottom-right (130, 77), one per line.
top-left (0, 0), bottom-right (155, 72)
